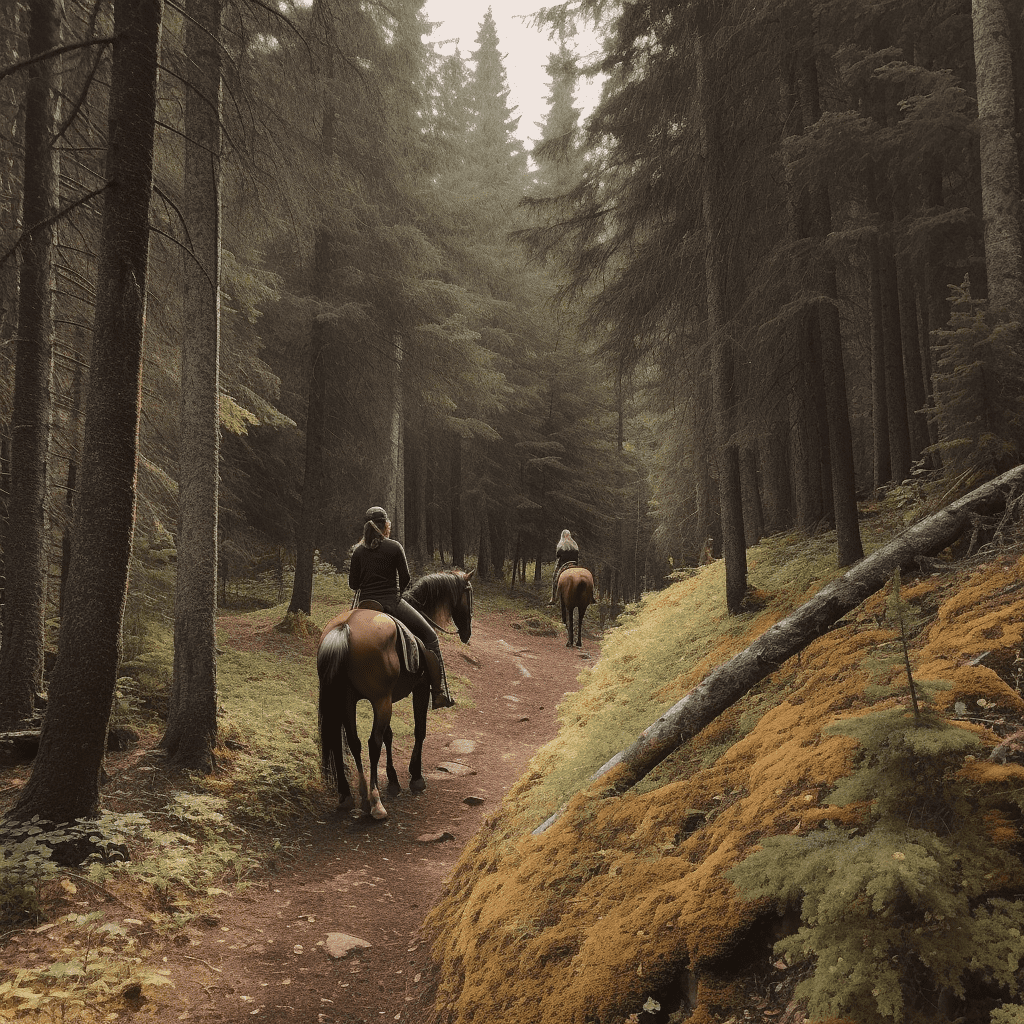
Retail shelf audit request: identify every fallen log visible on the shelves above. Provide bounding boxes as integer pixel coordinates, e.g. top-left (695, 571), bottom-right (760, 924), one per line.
top-left (0, 730), bottom-right (42, 762)
top-left (534, 464), bottom-right (1024, 834)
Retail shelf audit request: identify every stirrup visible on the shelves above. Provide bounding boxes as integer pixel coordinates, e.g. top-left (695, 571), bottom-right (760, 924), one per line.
top-left (424, 649), bottom-right (455, 710)
top-left (432, 691), bottom-right (456, 710)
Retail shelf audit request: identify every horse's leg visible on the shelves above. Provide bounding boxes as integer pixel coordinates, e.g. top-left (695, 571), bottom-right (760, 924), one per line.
top-left (565, 604), bottom-right (574, 647)
top-left (366, 698), bottom-right (393, 820)
top-left (576, 606), bottom-right (584, 647)
top-left (383, 723), bottom-right (400, 793)
top-left (408, 683), bottom-right (429, 793)
top-left (341, 696), bottom-right (369, 814)
top-left (321, 687), bottom-right (353, 812)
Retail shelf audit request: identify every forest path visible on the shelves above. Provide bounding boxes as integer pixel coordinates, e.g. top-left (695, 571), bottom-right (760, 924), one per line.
top-left (149, 606), bottom-right (599, 1024)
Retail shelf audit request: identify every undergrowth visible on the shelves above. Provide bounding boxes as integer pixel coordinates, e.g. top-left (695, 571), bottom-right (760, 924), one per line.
top-left (422, 488), bottom-right (1024, 1024)
top-left (0, 558), bottom-right (542, 1021)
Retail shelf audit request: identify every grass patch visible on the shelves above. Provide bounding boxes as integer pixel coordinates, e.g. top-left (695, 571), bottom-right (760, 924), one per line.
top-left (497, 530), bottom-right (853, 830)
top-left (0, 560), bottom-right (578, 1020)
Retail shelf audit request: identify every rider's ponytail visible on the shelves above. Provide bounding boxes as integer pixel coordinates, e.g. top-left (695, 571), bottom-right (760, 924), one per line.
top-left (361, 506), bottom-right (389, 551)
top-left (362, 519), bottom-right (386, 550)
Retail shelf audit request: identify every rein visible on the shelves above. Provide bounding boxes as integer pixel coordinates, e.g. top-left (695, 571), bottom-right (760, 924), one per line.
top-left (419, 610), bottom-right (459, 636)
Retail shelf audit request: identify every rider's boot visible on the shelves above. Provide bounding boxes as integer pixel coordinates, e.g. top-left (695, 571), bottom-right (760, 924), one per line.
top-left (425, 638), bottom-right (455, 710)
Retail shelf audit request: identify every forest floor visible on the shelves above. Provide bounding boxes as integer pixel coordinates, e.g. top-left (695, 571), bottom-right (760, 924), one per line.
top-left (35, 602), bottom-right (598, 1024)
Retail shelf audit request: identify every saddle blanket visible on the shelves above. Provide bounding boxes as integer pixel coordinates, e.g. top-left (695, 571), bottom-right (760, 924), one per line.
top-left (356, 601), bottom-right (423, 676)
top-left (392, 618), bottom-right (422, 676)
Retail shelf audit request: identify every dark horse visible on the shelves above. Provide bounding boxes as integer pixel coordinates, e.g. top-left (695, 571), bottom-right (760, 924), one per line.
top-left (317, 569), bottom-right (474, 820)
top-left (557, 566), bottom-right (594, 648)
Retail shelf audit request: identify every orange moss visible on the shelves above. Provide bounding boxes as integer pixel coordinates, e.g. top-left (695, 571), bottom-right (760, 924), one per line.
top-left (961, 760), bottom-right (1024, 787)
top-left (982, 809), bottom-right (1020, 847)
top-left (424, 554), bottom-right (1024, 1024)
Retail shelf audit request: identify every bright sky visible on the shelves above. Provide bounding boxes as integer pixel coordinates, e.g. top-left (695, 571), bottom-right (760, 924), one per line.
top-left (421, 1), bottom-right (602, 151)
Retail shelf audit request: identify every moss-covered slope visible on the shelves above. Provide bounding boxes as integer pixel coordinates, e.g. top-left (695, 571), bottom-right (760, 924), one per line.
top-left (423, 536), bottom-right (1024, 1024)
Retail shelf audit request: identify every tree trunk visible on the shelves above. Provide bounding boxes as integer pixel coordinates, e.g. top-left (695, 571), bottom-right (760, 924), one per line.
top-left (878, 231), bottom-right (912, 482)
top-left (488, 509), bottom-right (506, 578)
top-left (758, 428), bottom-right (791, 535)
top-left (425, 467), bottom-right (436, 562)
top-left (897, 261), bottom-right (930, 465)
top-left (288, 315), bottom-right (327, 615)
top-left (779, 58), bottom-right (824, 534)
top-left (475, 508), bottom-right (489, 580)
top-left (695, 18), bottom-right (746, 613)
top-left (11, 0), bottom-right (163, 825)
top-left (868, 238), bottom-right (892, 489)
top-left (386, 334), bottom-right (404, 545)
top-left (535, 462), bottom-right (1024, 834)
top-left (796, 52), bottom-right (860, 558)
top-left (0, 0), bottom-right (61, 729)
top-left (405, 426), bottom-right (424, 563)
top-left (692, 385), bottom-right (718, 556)
top-left (973, 0), bottom-right (1024, 312)
top-left (449, 432), bottom-right (463, 567)
top-left (789, 326), bottom-right (825, 531)
top-left (163, 0), bottom-right (223, 772)
top-left (739, 448), bottom-right (763, 547)
top-left (0, 434), bottom-right (9, 625)
top-left (814, 237), bottom-right (863, 564)
top-left (287, 0), bottom-right (337, 617)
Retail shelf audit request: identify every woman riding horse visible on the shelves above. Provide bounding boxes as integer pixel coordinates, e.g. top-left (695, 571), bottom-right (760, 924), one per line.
top-left (548, 528), bottom-right (580, 605)
top-left (318, 567), bottom-right (473, 819)
top-left (349, 506), bottom-right (454, 709)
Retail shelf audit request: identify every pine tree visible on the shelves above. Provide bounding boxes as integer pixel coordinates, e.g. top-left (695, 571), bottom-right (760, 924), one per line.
top-left (11, 0), bottom-right (164, 829)
top-left (162, 0), bottom-right (223, 772)
top-left (0, 0), bottom-right (61, 728)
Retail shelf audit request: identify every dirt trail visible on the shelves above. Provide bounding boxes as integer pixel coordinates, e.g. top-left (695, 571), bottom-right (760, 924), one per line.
top-left (150, 608), bottom-right (598, 1024)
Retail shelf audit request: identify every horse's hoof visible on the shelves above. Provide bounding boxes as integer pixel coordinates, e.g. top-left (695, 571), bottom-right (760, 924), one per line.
top-left (411, 778), bottom-right (427, 793)
top-left (576, 641), bottom-right (582, 648)
top-left (337, 797), bottom-right (355, 813)
top-left (370, 805), bottom-right (388, 821)
top-left (387, 779), bottom-right (402, 794)
top-left (565, 641), bottom-right (573, 647)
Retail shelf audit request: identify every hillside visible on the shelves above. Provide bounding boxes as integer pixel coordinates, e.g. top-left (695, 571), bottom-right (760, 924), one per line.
top-left (422, 503), bottom-right (1024, 1024)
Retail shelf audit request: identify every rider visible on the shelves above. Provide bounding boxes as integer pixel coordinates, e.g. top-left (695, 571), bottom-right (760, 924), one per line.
top-left (348, 506), bottom-right (455, 709)
top-left (549, 528), bottom-right (580, 605)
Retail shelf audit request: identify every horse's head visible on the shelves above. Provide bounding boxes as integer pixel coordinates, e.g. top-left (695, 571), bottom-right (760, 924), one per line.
top-left (453, 569), bottom-right (474, 643)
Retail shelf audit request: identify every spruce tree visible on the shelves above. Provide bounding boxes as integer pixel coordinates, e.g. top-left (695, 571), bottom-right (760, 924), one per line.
top-left (729, 580), bottom-right (1024, 1023)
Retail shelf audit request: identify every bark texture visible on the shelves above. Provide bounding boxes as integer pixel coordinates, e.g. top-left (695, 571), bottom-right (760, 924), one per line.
top-left (973, 0), bottom-right (1024, 311)
top-left (0, 0), bottom-right (60, 729)
top-left (535, 463), bottom-right (1024, 834)
top-left (12, 0), bottom-right (163, 825)
top-left (695, 18), bottom-right (746, 614)
top-left (164, 0), bottom-right (223, 771)
top-left (287, 0), bottom-right (337, 617)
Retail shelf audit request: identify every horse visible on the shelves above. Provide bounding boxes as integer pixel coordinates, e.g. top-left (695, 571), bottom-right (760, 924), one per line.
top-left (557, 566), bottom-right (594, 648)
top-left (317, 569), bottom-right (474, 820)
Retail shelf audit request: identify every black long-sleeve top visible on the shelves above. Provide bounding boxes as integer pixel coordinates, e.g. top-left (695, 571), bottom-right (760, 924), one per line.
top-left (349, 538), bottom-right (411, 608)
top-left (555, 540), bottom-right (579, 569)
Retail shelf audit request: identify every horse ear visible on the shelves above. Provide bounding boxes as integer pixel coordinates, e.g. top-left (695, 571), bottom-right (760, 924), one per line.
top-left (465, 569), bottom-right (475, 582)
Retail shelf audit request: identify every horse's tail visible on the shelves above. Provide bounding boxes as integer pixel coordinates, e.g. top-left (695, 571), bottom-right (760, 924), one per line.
top-left (317, 623), bottom-right (350, 788)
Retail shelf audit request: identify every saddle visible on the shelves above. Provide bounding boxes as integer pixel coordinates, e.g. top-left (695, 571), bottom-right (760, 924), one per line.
top-left (356, 600), bottom-right (430, 679)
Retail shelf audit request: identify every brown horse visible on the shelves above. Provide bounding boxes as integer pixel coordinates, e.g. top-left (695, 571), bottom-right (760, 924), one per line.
top-left (317, 569), bottom-right (474, 820)
top-left (557, 566), bottom-right (594, 647)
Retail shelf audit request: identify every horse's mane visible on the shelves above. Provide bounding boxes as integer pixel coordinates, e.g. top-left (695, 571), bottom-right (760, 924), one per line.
top-left (406, 571), bottom-right (466, 623)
